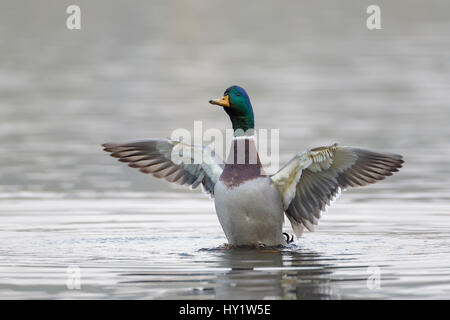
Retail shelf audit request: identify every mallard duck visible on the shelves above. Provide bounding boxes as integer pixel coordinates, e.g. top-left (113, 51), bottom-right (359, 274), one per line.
top-left (102, 86), bottom-right (403, 246)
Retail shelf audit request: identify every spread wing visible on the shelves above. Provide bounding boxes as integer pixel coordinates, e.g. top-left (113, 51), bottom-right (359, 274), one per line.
top-left (271, 144), bottom-right (403, 233)
top-left (102, 139), bottom-right (224, 197)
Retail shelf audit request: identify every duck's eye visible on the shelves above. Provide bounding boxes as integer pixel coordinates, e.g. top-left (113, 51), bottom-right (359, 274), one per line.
top-left (235, 92), bottom-right (241, 96)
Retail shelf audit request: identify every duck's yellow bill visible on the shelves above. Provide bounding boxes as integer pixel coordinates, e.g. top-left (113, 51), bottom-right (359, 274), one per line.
top-left (209, 95), bottom-right (230, 107)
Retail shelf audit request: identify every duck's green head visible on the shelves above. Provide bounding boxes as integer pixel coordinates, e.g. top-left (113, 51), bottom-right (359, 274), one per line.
top-left (209, 86), bottom-right (254, 134)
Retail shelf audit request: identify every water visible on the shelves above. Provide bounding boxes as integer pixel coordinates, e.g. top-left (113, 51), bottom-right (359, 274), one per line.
top-left (1, 0), bottom-right (450, 299)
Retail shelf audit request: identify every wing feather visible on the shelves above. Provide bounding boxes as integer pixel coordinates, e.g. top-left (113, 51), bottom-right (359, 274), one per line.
top-left (102, 139), bottom-right (223, 197)
top-left (271, 144), bottom-right (403, 232)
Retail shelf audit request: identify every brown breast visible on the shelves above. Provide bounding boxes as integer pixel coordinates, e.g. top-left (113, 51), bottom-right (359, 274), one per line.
top-left (219, 137), bottom-right (265, 188)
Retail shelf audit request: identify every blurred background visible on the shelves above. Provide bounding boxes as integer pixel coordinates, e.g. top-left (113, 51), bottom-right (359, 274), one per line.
top-left (2, 0), bottom-right (449, 195)
top-left (0, 0), bottom-right (449, 299)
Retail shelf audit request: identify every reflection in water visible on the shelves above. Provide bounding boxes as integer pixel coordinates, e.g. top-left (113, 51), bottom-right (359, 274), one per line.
top-left (0, 197), bottom-right (449, 299)
top-left (210, 248), bottom-right (339, 300)
top-left (119, 247), bottom-right (347, 299)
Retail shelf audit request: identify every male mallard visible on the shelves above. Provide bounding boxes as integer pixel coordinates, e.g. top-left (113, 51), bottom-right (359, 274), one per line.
top-left (102, 86), bottom-right (403, 246)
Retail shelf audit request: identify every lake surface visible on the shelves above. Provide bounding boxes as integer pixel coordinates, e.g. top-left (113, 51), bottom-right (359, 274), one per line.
top-left (1, 0), bottom-right (450, 299)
